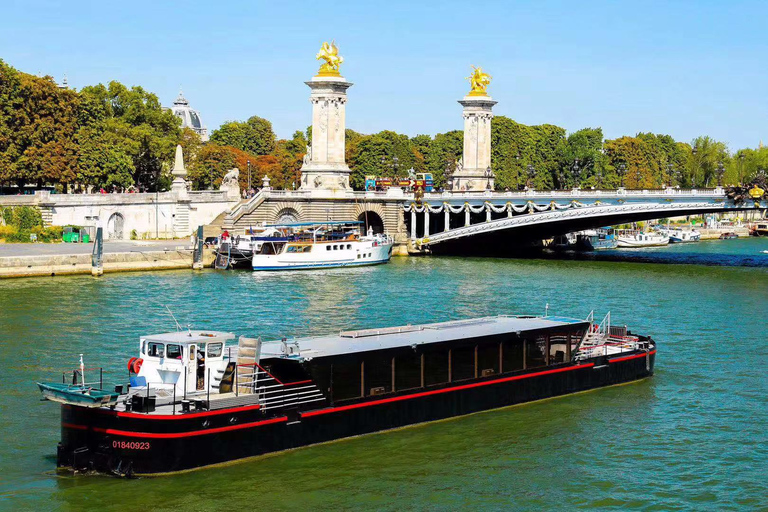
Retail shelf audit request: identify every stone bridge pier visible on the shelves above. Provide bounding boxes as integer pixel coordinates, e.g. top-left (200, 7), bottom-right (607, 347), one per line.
top-left (221, 189), bottom-right (411, 254)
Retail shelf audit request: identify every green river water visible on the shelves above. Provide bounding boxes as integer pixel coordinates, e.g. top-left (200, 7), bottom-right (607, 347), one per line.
top-left (1, 238), bottom-right (767, 511)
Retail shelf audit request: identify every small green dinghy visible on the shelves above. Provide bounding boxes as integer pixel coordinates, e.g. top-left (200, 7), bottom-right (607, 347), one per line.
top-left (37, 382), bottom-right (119, 408)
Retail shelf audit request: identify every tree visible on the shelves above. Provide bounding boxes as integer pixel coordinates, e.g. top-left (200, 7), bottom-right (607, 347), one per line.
top-left (427, 131), bottom-right (463, 188)
top-left (0, 60), bottom-right (80, 190)
top-left (77, 81), bottom-right (181, 191)
top-left (210, 115), bottom-right (276, 156)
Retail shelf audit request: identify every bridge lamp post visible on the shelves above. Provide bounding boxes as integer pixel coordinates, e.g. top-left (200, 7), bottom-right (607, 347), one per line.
top-left (247, 160), bottom-right (251, 193)
top-left (738, 153), bottom-right (745, 185)
top-left (691, 147), bottom-right (699, 188)
top-left (595, 168), bottom-right (603, 189)
top-left (666, 163), bottom-right (674, 188)
top-left (571, 159), bottom-right (580, 188)
top-left (716, 162), bottom-right (725, 187)
top-left (527, 164), bottom-right (536, 189)
top-left (484, 167), bottom-right (493, 191)
top-left (618, 163), bottom-right (626, 188)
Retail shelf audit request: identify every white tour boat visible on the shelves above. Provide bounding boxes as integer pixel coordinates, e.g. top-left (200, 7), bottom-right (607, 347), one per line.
top-left (251, 221), bottom-right (394, 271)
top-left (616, 230), bottom-right (669, 248)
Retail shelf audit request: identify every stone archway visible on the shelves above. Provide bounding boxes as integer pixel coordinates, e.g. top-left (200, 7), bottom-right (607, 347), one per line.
top-left (107, 212), bottom-right (125, 240)
top-left (358, 211), bottom-right (384, 234)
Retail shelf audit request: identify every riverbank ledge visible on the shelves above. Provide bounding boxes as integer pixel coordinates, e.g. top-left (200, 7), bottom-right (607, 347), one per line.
top-left (0, 248), bottom-right (217, 278)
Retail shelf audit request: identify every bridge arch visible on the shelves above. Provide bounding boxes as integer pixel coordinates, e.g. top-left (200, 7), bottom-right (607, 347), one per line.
top-left (358, 211), bottom-right (384, 234)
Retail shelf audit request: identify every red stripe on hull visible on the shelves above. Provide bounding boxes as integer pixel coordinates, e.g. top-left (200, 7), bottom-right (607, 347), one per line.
top-left (90, 416), bottom-right (287, 439)
top-left (609, 350), bottom-right (657, 364)
top-left (302, 363), bottom-right (596, 418)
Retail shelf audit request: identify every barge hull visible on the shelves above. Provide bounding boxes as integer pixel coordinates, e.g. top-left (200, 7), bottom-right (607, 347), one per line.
top-left (58, 350), bottom-right (654, 475)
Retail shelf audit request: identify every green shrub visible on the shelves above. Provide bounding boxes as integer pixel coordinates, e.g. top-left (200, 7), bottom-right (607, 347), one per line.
top-left (130, 229), bottom-right (138, 240)
top-left (32, 226), bottom-right (63, 242)
top-left (0, 225), bottom-right (16, 240)
top-left (0, 206), bottom-right (44, 230)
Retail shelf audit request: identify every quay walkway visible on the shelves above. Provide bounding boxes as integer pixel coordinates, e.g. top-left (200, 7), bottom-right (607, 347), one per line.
top-left (0, 241), bottom-right (215, 278)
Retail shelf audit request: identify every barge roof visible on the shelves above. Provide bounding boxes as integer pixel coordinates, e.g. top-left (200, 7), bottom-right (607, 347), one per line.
top-left (141, 331), bottom-right (235, 344)
top-left (266, 315), bottom-right (589, 360)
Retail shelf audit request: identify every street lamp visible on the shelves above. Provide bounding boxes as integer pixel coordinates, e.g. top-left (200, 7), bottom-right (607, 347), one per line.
top-left (247, 160), bottom-right (251, 193)
top-left (571, 159), bottom-right (580, 187)
top-left (527, 164), bottom-right (536, 189)
top-left (617, 163), bottom-right (626, 188)
top-left (716, 162), bottom-right (725, 187)
top-left (484, 166), bottom-right (493, 191)
top-left (666, 163), bottom-right (674, 187)
top-left (691, 147), bottom-right (698, 188)
top-left (595, 168), bottom-right (602, 189)
top-left (738, 153), bottom-right (745, 185)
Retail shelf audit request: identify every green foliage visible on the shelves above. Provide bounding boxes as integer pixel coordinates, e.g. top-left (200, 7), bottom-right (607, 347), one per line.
top-left (1, 206), bottom-right (43, 230)
top-left (77, 81), bottom-right (181, 191)
top-left (210, 116), bottom-right (276, 156)
top-left (348, 131), bottom-right (421, 189)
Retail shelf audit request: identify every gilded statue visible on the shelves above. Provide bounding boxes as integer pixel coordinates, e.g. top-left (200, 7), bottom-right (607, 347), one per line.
top-left (467, 66), bottom-right (492, 96)
top-left (316, 41), bottom-right (343, 76)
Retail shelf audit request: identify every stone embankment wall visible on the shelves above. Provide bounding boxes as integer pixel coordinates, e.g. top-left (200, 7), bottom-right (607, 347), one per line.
top-left (0, 191), bottom-right (237, 240)
top-left (0, 248), bottom-right (217, 278)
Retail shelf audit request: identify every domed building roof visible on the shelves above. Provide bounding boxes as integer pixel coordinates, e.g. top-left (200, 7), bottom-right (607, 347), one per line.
top-left (169, 90), bottom-right (208, 141)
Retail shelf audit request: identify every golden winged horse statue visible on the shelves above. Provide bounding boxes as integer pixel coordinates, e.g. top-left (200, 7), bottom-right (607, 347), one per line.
top-left (467, 66), bottom-right (492, 95)
top-left (316, 41), bottom-right (344, 76)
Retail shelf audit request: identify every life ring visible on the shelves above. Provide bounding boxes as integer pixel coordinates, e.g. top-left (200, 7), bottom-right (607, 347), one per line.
top-left (127, 357), bottom-right (138, 373)
top-left (132, 358), bottom-right (143, 374)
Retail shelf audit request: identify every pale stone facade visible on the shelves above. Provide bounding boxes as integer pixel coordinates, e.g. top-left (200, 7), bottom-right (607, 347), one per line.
top-left (452, 95), bottom-right (497, 192)
top-left (299, 75), bottom-right (353, 191)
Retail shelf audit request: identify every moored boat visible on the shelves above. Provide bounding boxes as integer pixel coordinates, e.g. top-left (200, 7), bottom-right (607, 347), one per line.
top-left (576, 228), bottom-right (617, 250)
top-left (39, 312), bottom-right (655, 476)
top-left (749, 221), bottom-right (768, 236)
top-left (251, 221), bottom-right (393, 270)
top-left (616, 230), bottom-right (669, 248)
top-left (665, 227), bottom-right (701, 243)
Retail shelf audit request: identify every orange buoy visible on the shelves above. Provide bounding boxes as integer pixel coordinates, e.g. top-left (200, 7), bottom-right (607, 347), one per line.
top-left (132, 358), bottom-right (143, 374)
top-left (127, 357), bottom-right (138, 373)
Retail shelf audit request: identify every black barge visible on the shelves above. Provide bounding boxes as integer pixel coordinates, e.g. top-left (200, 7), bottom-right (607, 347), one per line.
top-left (47, 313), bottom-right (655, 475)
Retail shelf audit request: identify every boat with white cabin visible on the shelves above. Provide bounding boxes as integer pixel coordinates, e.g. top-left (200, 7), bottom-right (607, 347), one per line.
top-left (616, 230), bottom-right (669, 248)
top-left (251, 221), bottom-right (393, 271)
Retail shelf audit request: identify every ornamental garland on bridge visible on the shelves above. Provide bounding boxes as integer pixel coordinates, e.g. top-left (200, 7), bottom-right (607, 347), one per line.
top-left (404, 200), bottom-right (589, 215)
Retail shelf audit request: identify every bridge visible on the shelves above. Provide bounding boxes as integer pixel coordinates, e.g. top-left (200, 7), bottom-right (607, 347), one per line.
top-left (405, 187), bottom-right (764, 254)
top-left (221, 186), bottom-right (764, 255)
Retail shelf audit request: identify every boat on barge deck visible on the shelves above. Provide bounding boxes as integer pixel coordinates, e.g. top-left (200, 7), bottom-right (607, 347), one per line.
top-left (41, 313), bottom-right (656, 476)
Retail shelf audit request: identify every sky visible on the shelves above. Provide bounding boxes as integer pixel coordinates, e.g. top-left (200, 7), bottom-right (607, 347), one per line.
top-left (2, 0), bottom-right (766, 150)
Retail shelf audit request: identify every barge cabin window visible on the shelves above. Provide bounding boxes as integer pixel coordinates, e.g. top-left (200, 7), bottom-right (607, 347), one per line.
top-left (207, 343), bottom-right (223, 358)
top-left (319, 326), bottom-right (587, 404)
top-left (147, 342), bottom-right (164, 358)
top-left (166, 344), bottom-right (182, 360)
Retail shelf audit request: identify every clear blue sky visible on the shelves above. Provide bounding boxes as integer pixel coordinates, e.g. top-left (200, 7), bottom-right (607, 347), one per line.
top-left (2, 0), bottom-right (766, 150)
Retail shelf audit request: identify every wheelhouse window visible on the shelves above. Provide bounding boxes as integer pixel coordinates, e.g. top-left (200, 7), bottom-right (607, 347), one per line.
top-left (326, 245), bottom-right (331, 251)
top-left (451, 345), bottom-right (475, 381)
top-left (331, 358), bottom-right (362, 401)
top-left (424, 349), bottom-right (448, 386)
top-left (166, 344), bottom-right (182, 360)
top-left (364, 355), bottom-right (392, 395)
top-left (147, 342), bottom-right (164, 358)
top-left (477, 342), bottom-right (499, 376)
top-left (394, 352), bottom-right (421, 391)
top-left (502, 337), bottom-right (524, 372)
top-left (346, 244), bottom-right (352, 249)
top-left (207, 343), bottom-right (223, 358)
top-left (525, 335), bottom-right (548, 369)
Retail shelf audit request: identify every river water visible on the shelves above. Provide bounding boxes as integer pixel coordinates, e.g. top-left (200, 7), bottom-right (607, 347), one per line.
top-left (1, 238), bottom-right (767, 511)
